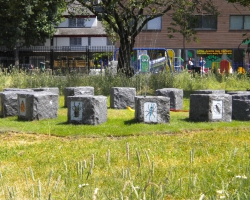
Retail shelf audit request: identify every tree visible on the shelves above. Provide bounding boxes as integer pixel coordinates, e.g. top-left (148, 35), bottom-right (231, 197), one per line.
top-left (227, 0), bottom-right (250, 6)
top-left (69, 0), bottom-right (218, 76)
top-left (167, 0), bottom-right (218, 67)
top-left (0, 0), bottom-right (66, 64)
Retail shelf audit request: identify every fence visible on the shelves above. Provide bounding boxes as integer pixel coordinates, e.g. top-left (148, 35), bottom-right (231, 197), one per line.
top-left (0, 46), bottom-right (115, 73)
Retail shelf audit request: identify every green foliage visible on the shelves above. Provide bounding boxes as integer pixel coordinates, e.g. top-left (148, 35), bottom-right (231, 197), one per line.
top-left (0, 0), bottom-right (66, 49)
top-left (227, 0), bottom-right (250, 6)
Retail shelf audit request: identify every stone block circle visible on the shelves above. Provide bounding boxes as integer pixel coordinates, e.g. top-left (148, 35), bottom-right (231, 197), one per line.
top-left (2, 86), bottom-right (250, 125)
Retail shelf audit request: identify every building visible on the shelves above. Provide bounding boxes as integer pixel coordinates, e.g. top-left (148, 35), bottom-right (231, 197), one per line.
top-left (134, 0), bottom-right (250, 72)
top-left (0, 6), bottom-right (115, 73)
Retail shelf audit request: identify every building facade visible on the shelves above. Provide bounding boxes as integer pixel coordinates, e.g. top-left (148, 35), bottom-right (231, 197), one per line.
top-left (134, 1), bottom-right (250, 72)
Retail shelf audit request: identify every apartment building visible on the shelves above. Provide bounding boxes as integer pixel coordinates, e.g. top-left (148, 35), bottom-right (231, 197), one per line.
top-left (0, 8), bottom-right (114, 72)
top-left (134, 1), bottom-right (250, 71)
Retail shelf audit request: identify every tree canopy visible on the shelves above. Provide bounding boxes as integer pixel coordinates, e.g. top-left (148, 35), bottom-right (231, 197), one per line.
top-left (0, 0), bottom-right (66, 49)
top-left (227, 0), bottom-right (250, 7)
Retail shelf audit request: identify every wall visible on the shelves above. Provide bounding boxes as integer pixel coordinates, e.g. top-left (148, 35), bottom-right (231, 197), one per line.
top-left (134, 1), bottom-right (250, 49)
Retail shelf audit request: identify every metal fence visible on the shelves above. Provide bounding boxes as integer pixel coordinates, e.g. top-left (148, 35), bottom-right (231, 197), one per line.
top-left (0, 46), bottom-right (115, 73)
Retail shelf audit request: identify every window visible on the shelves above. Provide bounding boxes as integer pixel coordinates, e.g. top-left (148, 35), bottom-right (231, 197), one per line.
top-left (69, 18), bottom-right (85, 27)
top-left (88, 37), bottom-right (91, 46)
top-left (142, 17), bottom-right (162, 30)
top-left (230, 15), bottom-right (250, 30)
top-left (192, 15), bottom-right (217, 30)
top-left (70, 38), bottom-right (82, 46)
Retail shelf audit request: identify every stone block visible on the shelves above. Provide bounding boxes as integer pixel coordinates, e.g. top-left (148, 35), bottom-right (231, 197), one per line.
top-left (189, 94), bottom-right (232, 122)
top-left (0, 91), bottom-right (34, 117)
top-left (110, 87), bottom-right (136, 109)
top-left (32, 87), bottom-right (60, 95)
top-left (135, 96), bottom-right (170, 124)
top-left (155, 88), bottom-right (183, 110)
top-left (4, 88), bottom-right (33, 92)
top-left (227, 91), bottom-right (250, 95)
top-left (231, 94), bottom-right (250, 120)
top-left (67, 95), bottom-right (107, 125)
top-left (193, 90), bottom-right (225, 94)
top-left (64, 86), bottom-right (94, 107)
top-left (17, 92), bottom-right (58, 121)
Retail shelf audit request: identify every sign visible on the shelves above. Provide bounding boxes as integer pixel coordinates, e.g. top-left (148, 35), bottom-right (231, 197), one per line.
top-left (197, 49), bottom-right (232, 55)
top-left (140, 54), bottom-right (150, 72)
top-left (144, 102), bottom-right (157, 122)
top-left (71, 101), bottom-right (82, 121)
top-left (212, 100), bottom-right (223, 119)
top-left (19, 98), bottom-right (26, 116)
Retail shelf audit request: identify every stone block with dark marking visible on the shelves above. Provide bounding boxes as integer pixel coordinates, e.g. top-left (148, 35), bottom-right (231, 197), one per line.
top-left (231, 94), bottom-right (250, 120)
top-left (189, 94), bottom-right (232, 122)
top-left (67, 95), bottom-right (107, 125)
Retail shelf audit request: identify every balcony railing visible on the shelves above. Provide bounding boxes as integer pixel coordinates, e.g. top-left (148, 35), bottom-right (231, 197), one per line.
top-left (0, 46), bottom-right (116, 52)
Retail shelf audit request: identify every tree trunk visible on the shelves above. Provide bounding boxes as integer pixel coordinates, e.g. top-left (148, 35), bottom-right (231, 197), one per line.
top-left (117, 34), bottom-right (135, 77)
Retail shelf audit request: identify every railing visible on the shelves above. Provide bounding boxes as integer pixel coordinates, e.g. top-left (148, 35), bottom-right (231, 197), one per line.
top-left (0, 46), bottom-right (115, 52)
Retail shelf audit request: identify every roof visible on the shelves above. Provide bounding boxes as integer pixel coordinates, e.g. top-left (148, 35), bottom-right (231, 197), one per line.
top-left (54, 27), bottom-right (107, 36)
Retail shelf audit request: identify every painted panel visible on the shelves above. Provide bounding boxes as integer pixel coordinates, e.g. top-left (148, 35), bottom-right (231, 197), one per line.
top-left (71, 101), bottom-right (83, 121)
top-left (212, 100), bottom-right (223, 119)
top-left (19, 97), bottom-right (26, 116)
top-left (144, 102), bottom-right (157, 123)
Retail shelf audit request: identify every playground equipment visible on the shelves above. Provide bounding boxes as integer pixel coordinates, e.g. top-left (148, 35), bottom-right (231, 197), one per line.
top-left (113, 48), bottom-right (172, 73)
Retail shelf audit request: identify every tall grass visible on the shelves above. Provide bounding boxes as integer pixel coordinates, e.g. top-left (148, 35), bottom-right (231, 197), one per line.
top-left (1, 69), bottom-right (250, 95)
top-left (0, 130), bottom-right (249, 199)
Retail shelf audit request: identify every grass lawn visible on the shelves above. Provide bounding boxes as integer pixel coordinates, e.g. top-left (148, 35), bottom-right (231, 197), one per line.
top-left (0, 96), bottom-right (250, 199)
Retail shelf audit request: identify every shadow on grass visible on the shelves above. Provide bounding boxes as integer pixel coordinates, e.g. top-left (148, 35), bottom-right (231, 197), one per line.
top-left (124, 118), bottom-right (137, 125)
top-left (56, 121), bottom-right (69, 125)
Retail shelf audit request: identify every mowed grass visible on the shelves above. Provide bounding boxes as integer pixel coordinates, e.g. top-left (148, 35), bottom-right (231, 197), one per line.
top-left (0, 96), bottom-right (250, 138)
